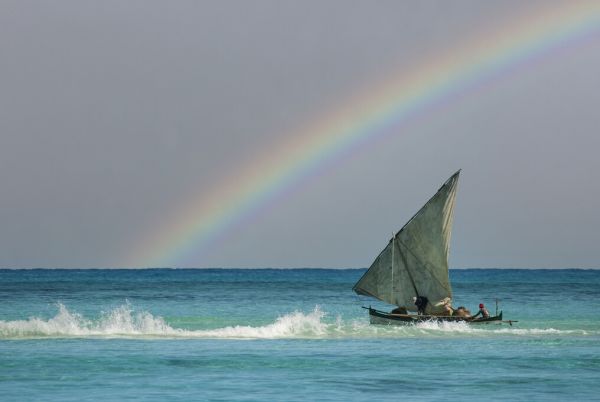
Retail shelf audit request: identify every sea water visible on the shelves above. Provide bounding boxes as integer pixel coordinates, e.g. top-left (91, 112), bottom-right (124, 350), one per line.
top-left (0, 269), bottom-right (599, 401)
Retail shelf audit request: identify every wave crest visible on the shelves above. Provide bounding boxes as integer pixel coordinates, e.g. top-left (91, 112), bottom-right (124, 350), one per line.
top-left (0, 304), bottom-right (176, 338)
top-left (0, 304), bottom-right (331, 339)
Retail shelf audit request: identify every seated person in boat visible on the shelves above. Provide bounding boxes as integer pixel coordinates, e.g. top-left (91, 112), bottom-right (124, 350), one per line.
top-left (390, 306), bottom-right (408, 315)
top-left (442, 300), bottom-right (454, 316)
top-left (452, 306), bottom-right (471, 318)
top-left (413, 296), bottom-right (429, 315)
top-left (427, 297), bottom-right (454, 316)
top-left (471, 303), bottom-right (490, 319)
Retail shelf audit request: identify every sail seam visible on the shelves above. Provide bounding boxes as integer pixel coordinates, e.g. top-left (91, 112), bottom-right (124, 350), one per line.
top-left (396, 239), bottom-right (419, 297)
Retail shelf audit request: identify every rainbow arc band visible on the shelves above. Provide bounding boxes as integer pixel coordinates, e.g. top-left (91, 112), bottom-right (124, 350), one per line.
top-left (128, 3), bottom-right (600, 268)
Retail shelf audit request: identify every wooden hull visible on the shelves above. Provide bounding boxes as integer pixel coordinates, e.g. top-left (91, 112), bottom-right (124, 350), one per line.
top-left (367, 307), bottom-right (505, 325)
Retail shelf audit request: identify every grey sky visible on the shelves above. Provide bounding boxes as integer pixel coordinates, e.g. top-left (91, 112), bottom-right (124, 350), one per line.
top-left (1, 1), bottom-right (599, 268)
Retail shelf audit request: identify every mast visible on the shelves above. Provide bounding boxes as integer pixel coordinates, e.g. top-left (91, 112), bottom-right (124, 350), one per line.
top-left (391, 232), bottom-right (394, 302)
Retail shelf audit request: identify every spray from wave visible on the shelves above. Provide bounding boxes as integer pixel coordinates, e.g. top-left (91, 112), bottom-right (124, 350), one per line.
top-left (0, 303), bottom-right (591, 339)
top-left (0, 304), bottom-right (175, 339)
top-left (0, 303), bottom-right (331, 339)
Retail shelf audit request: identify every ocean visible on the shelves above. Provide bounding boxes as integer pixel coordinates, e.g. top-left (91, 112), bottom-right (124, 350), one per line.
top-left (1, 268), bottom-right (599, 401)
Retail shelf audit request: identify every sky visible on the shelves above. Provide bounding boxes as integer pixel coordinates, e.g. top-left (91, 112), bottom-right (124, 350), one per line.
top-left (1, 1), bottom-right (599, 269)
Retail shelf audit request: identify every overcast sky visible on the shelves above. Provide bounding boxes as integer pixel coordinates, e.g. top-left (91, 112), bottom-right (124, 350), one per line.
top-left (1, 1), bottom-right (599, 268)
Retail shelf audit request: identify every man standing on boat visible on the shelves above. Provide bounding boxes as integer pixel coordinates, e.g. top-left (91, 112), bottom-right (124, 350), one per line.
top-left (413, 296), bottom-right (429, 315)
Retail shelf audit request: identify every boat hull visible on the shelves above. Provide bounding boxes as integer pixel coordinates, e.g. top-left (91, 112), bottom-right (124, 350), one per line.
top-left (367, 307), bottom-right (504, 325)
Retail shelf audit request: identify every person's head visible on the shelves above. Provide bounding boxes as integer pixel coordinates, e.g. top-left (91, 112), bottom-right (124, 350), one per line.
top-left (413, 297), bottom-right (417, 302)
top-left (479, 303), bottom-right (484, 309)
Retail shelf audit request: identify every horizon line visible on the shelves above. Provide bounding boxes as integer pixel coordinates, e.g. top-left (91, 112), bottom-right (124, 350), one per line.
top-left (1, 266), bottom-right (598, 270)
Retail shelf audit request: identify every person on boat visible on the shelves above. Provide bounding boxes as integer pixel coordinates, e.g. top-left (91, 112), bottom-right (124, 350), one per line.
top-left (471, 303), bottom-right (490, 319)
top-left (413, 295), bottom-right (429, 315)
top-left (453, 306), bottom-right (471, 318)
top-left (442, 300), bottom-right (454, 316)
top-left (390, 306), bottom-right (408, 315)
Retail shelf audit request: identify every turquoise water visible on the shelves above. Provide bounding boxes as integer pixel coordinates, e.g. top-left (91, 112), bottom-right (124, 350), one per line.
top-left (1, 269), bottom-right (599, 401)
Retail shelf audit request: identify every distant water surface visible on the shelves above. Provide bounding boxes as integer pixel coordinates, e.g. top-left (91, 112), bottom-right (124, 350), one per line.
top-left (1, 269), bottom-right (599, 401)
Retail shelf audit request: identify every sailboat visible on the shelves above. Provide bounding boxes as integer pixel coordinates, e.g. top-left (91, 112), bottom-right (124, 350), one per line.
top-left (353, 170), bottom-right (506, 325)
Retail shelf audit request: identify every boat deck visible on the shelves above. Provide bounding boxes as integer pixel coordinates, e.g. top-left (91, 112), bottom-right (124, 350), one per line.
top-left (366, 307), bottom-right (511, 325)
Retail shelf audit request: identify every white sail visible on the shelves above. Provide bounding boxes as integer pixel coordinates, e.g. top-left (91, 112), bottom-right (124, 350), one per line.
top-left (353, 171), bottom-right (460, 314)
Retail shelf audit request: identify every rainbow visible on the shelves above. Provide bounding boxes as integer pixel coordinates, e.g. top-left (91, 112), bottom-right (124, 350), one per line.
top-left (128, 2), bottom-right (600, 267)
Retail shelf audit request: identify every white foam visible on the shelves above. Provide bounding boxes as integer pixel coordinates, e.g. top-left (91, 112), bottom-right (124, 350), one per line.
top-left (0, 304), bottom-right (593, 339)
top-left (0, 303), bottom-right (179, 338)
top-left (192, 307), bottom-right (329, 339)
top-left (0, 304), bottom-right (331, 339)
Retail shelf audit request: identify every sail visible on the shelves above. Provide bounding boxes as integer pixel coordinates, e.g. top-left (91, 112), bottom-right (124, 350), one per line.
top-left (353, 171), bottom-right (460, 313)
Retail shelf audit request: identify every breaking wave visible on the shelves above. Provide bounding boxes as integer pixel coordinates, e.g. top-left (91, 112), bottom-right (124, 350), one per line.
top-left (0, 304), bottom-right (332, 339)
top-left (0, 304), bottom-right (593, 339)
